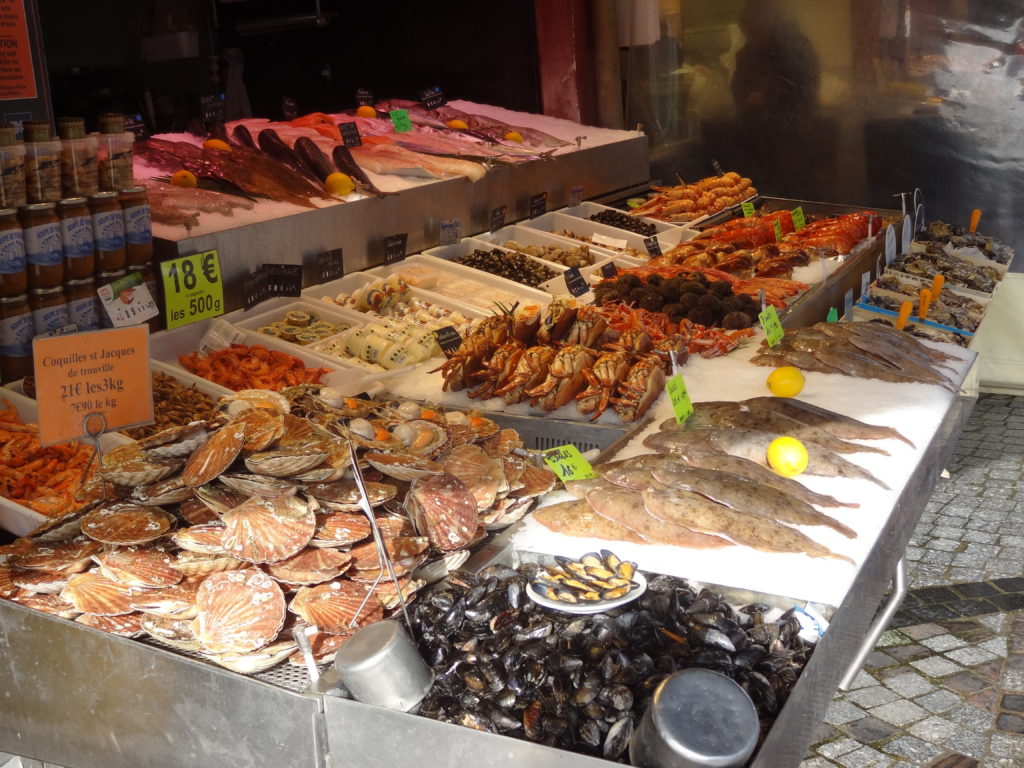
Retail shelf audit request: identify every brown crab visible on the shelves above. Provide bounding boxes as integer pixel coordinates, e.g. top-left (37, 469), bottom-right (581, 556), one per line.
top-left (525, 345), bottom-right (597, 411)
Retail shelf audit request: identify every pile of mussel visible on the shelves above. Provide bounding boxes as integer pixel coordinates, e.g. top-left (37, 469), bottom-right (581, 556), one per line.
top-left (412, 564), bottom-right (811, 761)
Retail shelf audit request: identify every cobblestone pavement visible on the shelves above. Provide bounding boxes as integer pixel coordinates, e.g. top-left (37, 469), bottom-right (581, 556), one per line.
top-left (805, 394), bottom-right (1024, 768)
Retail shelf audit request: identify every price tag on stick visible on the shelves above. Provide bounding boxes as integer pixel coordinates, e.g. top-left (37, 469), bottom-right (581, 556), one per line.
top-left (34, 326), bottom-right (153, 446)
top-left (826, 307), bottom-right (839, 323)
top-left (339, 122), bottom-right (362, 148)
top-left (262, 264), bottom-right (303, 297)
top-left (160, 250), bottom-right (224, 330)
top-left (543, 444), bottom-right (597, 482)
top-left (418, 86), bottom-right (447, 110)
top-left (563, 267), bottom-right (589, 297)
top-left (97, 271), bottom-right (159, 327)
top-left (600, 262), bottom-right (618, 279)
top-left (432, 326), bottom-right (463, 354)
top-left (665, 374), bottom-right (694, 425)
top-left (439, 217), bottom-right (461, 246)
top-left (389, 109), bottom-right (412, 133)
top-left (242, 269), bottom-right (268, 311)
top-left (355, 88), bottom-right (374, 107)
top-left (643, 236), bottom-right (662, 257)
top-left (759, 304), bottom-right (784, 347)
top-left (568, 185), bottom-right (583, 207)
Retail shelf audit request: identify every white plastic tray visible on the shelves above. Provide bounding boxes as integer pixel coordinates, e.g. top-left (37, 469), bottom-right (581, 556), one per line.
top-left (559, 201), bottom-right (686, 234)
top-left (422, 238), bottom-right (571, 297)
top-left (301, 270), bottom-right (485, 319)
top-left (523, 211), bottom-right (694, 255)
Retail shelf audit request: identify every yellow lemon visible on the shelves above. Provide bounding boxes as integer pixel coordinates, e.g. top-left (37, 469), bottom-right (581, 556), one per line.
top-left (446, 119), bottom-right (469, 130)
top-left (767, 436), bottom-right (809, 477)
top-left (355, 105), bottom-right (377, 118)
top-left (170, 170), bottom-right (197, 188)
top-left (325, 172), bottom-right (355, 197)
top-left (503, 131), bottom-right (524, 143)
top-left (766, 365), bottom-right (805, 397)
top-left (202, 138), bottom-right (231, 151)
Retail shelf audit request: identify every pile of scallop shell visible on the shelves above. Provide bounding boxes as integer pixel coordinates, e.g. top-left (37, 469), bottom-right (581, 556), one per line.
top-left (0, 387), bottom-right (556, 675)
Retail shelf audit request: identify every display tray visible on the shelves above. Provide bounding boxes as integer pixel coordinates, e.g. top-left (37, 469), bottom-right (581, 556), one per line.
top-left (559, 200), bottom-right (686, 234)
top-left (301, 270), bottom-right (487, 319)
top-left (420, 237), bottom-right (572, 297)
top-left (475, 223), bottom-right (625, 263)
top-left (523, 210), bottom-right (692, 256)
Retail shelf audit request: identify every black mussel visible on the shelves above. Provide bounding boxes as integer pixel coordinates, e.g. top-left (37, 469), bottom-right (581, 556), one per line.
top-left (489, 609), bottom-right (518, 633)
top-left (616, 561), bottom-right (637, 581)
top-left (458, 691), bottom-right (480, 710)
top-left (507, 580), bottom-right (524, 610)
top-left (465, 604), bottom-right (493, 623)
top-left (598, 652), bottom-right (620, 681)
top-left (741, 602), bottom-right (770, 616)
top-left (728, 628), bottom-right (748, 652)
top-left (461, 664), bottom-right (487, 692)
top-left (692, 647), bottom-right (733, 672)
top-left (613, 611), bottom-right (639, 630)
top-left (653, 654), bottom-right (678, 675)
top-left (546, 714), bottom-right (571, 738)
top-left (688, 611), bottom-right (723, 628)
top-left (446, 570), bottom-right (478, 589)
top-left (524, 660), bottom-right (546, 687)
top-left (559, 656), bottom-right (584, 674)
top-left (572, 672), bottom-right (602, 705)
top-left (600, 549), bottom-right (622, 571)
top-left (478, 564), bottom-right (519, 582)
top-left (428, 591), bottom-right (455, 611)
top-left (691, 626), bottom-right (737, 653)
top-left (482, 703), bottom-right (521, 733)
top-left (551, 673), bottom-right (571, 706)
top-left (493, 688), bottom-right (517, 709)
top-left (603, 716), bottom-right (634, 760)
top-left (585, 564), bottom-right (616, 580)
top-left (506, 668), bottom-right (527, 696)
top-left (562, 577), bottom-right (593, 592)
top-left (578, 718), bottom-right (602, 748)
top-left (600, 585), bottom-right (631, 601)
top-left (563, 617), bottom-right (589, 637)
top-left (523, 700), bottom-right (544, 740)
top-left (645, 574), bottom-right (678, 593)
top-left (428, 644), bottom-right (449, 667)
top-left (745, 670), bottom-right (778, 715)
top-left (579, 552), bottom-right (604, 569)
top-left (635, 672), bottom-right (668, 698)
top-left (480, 659), bottom-right (506, 693)
top-left (631, 651), bottom-right (654, 677)
top-left (459, 710), bottom-right (496, 733)
top-left (735, 644), bottom-right (767, 671)
top-left (749, 622), bottom-right (781, 646)
top-left (464, 584), bottom-right (487, 607)
top-left (600, 683), bottom-right (634, 711)
top-left (582, 700), bottom-right (606, 720)
top-left (515, 618), bottom-right (554, 643)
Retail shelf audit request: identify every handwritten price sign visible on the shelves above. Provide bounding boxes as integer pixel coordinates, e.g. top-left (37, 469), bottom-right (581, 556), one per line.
top-left (543, 444), bottom-right (596, 482)
top-left (160, 250), bottom-right (223, 330)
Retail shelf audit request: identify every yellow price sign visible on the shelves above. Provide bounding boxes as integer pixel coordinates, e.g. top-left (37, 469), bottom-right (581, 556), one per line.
top-left (160, 250), bottom-right (224, 329)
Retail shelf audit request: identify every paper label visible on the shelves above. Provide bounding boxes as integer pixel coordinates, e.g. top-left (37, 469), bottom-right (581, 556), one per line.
top-left (885, 225), bottom-right (896, 264)
top-left (389, 109), bottom-right (412, 133)
top-left (591, 233), bottom-right (628, 251)
top-left (200, 93), bottom-right (225, 124)
top-left (861, 271), bottom-right (871, 297)
top-left (543, 444), bottom-right (597, 482)
top-left (600, 262), bottom-right (618, 279)
top-left (0, 310), bottom-right (32, 357)
top-left (666, 373), bottom-right (694, 424)
top-left (123, 205), bottom-right (153, 246)
top-left (741, 201), bottom-right (755, 218)
top-left (97, 271), bottom-right (159, 327)
top-left (417, 86), bottom-right (446, 110)
top-left (568, 185), bottom-right (583, 207)
top-left (439, 217), bottom-right (461, 246)
top-left (489, 205), bottom-right (506, 233)
top-left (92, 209), bottom-right (125, 252)
top-left (339, 121), bottom-right (362, 148)
top-left (529, 192), bottom-right (547, 219)
top-left (759, 304), bottom-right (784, 347)
top-left (262, 264), bottom-right (303, 297)
top-left (316, 248), bottom-right (344, 282)
top-left (160, 249), bottom-right (224, 330)
top-left (32, 303), bottom-right (70, 335)
top-left (60, 215), bottom-right (93, 259)
top-left (0, 227), bottom-right (24, 272)
top-left (34, 326), bottom-right (153, 446)
top-left (24, 221), bottom-right (62, 266)
top-left (843, 288), bottom-right (854, 319)
top-left (282, 96), bottom-right (298, 120)
top-left (563, 267), bottom-right (589, 297)
top-left (243, 270), bottom-right (267, 311)
top-left (792, 206), bottom-right (806, 231)
top-left (355, 88), bottom-right (374, 107)
top-left (67, 294), bottom-right (99, 331)
top-left (383, 234), bottom-right (407, 264)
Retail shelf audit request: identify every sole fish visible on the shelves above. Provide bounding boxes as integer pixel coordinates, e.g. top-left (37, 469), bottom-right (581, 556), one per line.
top-left (650, 465), bottom-right (856, 538)
top-left (641, 489), bottom-right (854, 564)
top-left (845, 336), bottom-right (955, 385)
top-left (586, 489), bottom-right (732, 550)
top-left (533, 499), bottom-right (644, 543)
top-left (599, 466), bottom-right (670, 493)
top-left (563, 477), bottom-right (619, 500)
top-left (839, 321), bottom-right (960, 363)
top-left (738, 397), bottom-right (915, 448)
top-left (812, 347), bottom-right (953, 391)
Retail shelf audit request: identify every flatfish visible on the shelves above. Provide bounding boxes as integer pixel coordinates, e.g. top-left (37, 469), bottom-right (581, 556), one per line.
top-left (641, 489), bottom-right (854, 564)
top-left (586, 489), bottom-right (731, 550)
top-left (532, 499), bottom-right (644, 544)
top-left (563, 477), bottom-right (619, 500)
top-left (599, 466), bottom-right (670, 493)
top-left (736, 397), bottom-right (914, 447)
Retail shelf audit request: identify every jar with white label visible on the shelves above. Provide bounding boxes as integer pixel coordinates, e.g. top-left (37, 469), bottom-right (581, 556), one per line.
top-left (89, 191), bottom-right (126, 272)
top-left (0, 293), bottom-right (32, 382)
top-left (58, 117), bottom-right (99, 197)
top-left (0, 124), bottom-right (26, 208)
top-left (28, 285), bottom-right (70, 335)
top-left (118, 186), bottom-right (152, 264)
top-left (64, 277), bottom-right (99, 331)
top-left (24, 121), bottom-right (62, 204)
top-left (20, 202), bottom-right (64, 288)
top-left (96, 114), bottom-right (134, 191)
top-left (58, 197), bottom-right (96, 278)
top-left (0, 208), bottom-right (26, 296)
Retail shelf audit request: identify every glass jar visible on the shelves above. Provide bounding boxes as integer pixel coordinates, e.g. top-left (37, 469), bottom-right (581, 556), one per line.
top-left (97, 114), bottom-right (134, 191)
top-left (0, 208), bottom-right (26, 296)
top-left (0, 293), bottom-right (32, 382)
top-left (95, 269), bottom-right (125, 328)
top-left (0, 123), bottom-right (26, 208)
top-left (64, 277), bottom-right (100, 331)
top-left (89, 191), bottom-right (125, 272)
top-left (23, 120), bottom-right (62, 203)
top-left (58, 117), bottom-right (99, 197)
top-left (29, 285), bottom-right (70, 335)
top-left (58, 196), bottom-right (96, 278)
top-left (20, 202), bottom-right (63, 288)
top-left (119, 186), bottom-right (152, 264)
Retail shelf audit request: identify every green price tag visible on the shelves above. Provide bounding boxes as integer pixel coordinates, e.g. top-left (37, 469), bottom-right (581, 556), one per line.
top-left (826, 307), bottom-right (839, 323)
top-left (160, 250), bottom-right (224, 330)
top-left (741, 201), bottom-right (755, 218)
top-left (665, 374), bottom-right (694, 425)
top-left (792, 206), bottom-right (806, 231)
top-left (772, 219), bottom-right (783, 242)
top-left (543, 444), bottom-right (597, 482)
top-left (758, 304), bottom-right (784, 347)
top-left (389, 109), bottom-right (412, 133)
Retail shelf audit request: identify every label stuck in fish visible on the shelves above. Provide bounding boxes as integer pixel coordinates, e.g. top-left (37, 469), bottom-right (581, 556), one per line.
top-left (792, 206), bottom-right (806, 231)
top-left (759, 305), bottom-right (784, 347)
top-left (826, 307), bottom-right (839, 323)
top-left (389, 109), bottom-right (412, 134)
top-left (772, 219), bottom-right (783, 242)
top-left (741, 201), bottom-right (755, 218)
top-left (665, 373), bottom-right (694, 425)
top-left (543, 444), bottom-right (596, 482)
top-left (339, 122), bottom-right (362, 148)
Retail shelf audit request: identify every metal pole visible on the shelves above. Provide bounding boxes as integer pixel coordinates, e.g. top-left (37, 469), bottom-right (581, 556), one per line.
top-left (838, 557), bottom-right (907, 690)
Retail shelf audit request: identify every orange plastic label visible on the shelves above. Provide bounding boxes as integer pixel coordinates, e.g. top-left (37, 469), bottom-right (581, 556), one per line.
top-left (34, 326), bottom-right (153, 446)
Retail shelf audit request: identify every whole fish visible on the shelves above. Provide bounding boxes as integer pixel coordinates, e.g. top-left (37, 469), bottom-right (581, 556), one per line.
top-left (836, 321), bottom-right (960, 362)
top-left (735, 397), bottom-right (915, 448)
top-left (533, 499), bottom-right (645, 544)
top-left (293, 137), bottom-right (336, 185)
top-left (650, 465), bottom-right (856, 538)
top-left (644, 427), bottom-right (890, 489)
top-left (641, 489), bottom-right (854, 564)
top-left (663, 404), bottom-right (890, 456)
top-left (752, 347), bottom-right (838, 374)
top-left (331, 145), bottom-right (389, 197)
top-left (231, 124), bottom-right (257, 149)
top-left (812, 348), bottom-right (953, 391)
top-left (845, 335), bottom-right (955, 383)
top-left (586, 489), bottom-right (732, 550)
top-left (431, 105), bottom-right (572, 150)
top-left (258, 129), bottom-right (322, 186)
top-left (599, 466), bottom-right (671, 493)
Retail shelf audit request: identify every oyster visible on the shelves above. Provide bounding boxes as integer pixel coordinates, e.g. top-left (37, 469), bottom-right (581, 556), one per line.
top-left (80, 504), bottom-right (175, 546)
top-left (76, 611), bottom-right (144, 638)
top-left (221, 496), bottom-right (316, 564)
top-left (60, 572), bottom-right (137, 615)
top-left (183, 423), bottom-right (247, 487)
top-left (194, 569), bottom-right (286, 654)
top-left (94, 547), bottom-right (182, 588)
top-left (406, 473), bottom-right (478, 551)
top-left (267, 547), bottom-right (353, 585)
top-left (289, 580), bottom-right (384, 635)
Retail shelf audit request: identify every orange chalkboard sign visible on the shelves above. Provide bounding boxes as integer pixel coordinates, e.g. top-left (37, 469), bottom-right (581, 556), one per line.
top-left (0, 0), bottom-right (37, 101)
top-left (34, 326), bottom-right (153, 446)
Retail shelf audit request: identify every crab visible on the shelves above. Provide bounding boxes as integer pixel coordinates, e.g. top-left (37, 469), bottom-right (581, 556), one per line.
top-left (429, 336), bottom-right (498, 392)
top-left (576, 349), bottom-right (632, 420)
top-left (467, 340), bottom-right (526, 399)
top-left (562, 305), bottom-right (608, 348)
top-left (612, 355), bottom-right (667, 423)
top-left (525, 345), bottom-right (597, 411)
top-left (493, 346), bottom-right (557, 405)
top-left (535, 296), bottom-right (579, 344)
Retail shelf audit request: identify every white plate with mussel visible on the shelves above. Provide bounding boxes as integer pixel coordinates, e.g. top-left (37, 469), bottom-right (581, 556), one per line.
top-left (528, 550), bottom-right (646, 614)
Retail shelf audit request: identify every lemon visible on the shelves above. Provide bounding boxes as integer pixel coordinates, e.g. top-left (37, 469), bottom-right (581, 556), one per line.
top-left (170, 170), bottom-right (197, 188)
top-left (325, 172), bottom-right (355, 197)
top-left (355, 105), bottom-right (377, 118)
top-left (766, 365), bottom-right (805, 397)
top-left (202, 138), bottom-right (231, 151)
top-left (503, 131), bottom-right (524, 143)
top-left (446, 119), bottom-right (469, 130)
top-left (767, 436), bottom-right (809, 477)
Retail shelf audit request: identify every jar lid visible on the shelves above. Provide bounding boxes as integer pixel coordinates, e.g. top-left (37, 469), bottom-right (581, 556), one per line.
top-left (20, 202), bottom-right (56, 212)
top-left (96, 269), bottom-right (126, 279)
top-left (98, 114), bottom-right (124, 134)
top-left (57, 117), bottom-right (86, 140)
top-left (126, 263), bottom-right (152, 271)
top-left (118, 186), bottom-right (147, 195)
top-left (0, 207), bottom-right (17, 217)
top-left (89, 191), bottom-right (120, 200)
top-left (29, 285), bottom-right (65, 296)
top-left (0, 124), bottom-right (16, 147)
top-left (23, 120), bottom-right (53, 143)
top-left (64, 277), bottom-right (96, 287)
top-left (58, 196), bottom-right (89, 207)
top-left (0, 293), bottom-right (27, 303)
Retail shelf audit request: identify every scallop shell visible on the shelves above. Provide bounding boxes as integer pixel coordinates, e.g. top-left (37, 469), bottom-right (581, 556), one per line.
top-left (60, 572), bottom-right (137, 615)
top-left (76, 611), bottom-right (144, 637)
top-left (411, 550), bottom-right (470, 586)
top-left (278, 413), bottom-right (330, 448)
top-left (194, 484), bottom-right (248, 517)
top-left (376, 515), bottom-right (416, 540)
top-left (136, 422), bottom-right (210, 457)
top-left (483, 496), bottom-right (534, 530)
top-left (172, 523), bottom-right (228, 555)
top-left (482, 428), bottom-right (523, 457)
top-left (306, 481), bottom-right (397, 512)
top-left (288, 631), bottom-right (350, 666)
top-left (390, 419), bottom-right (451, 457)
top-left (442, 444), bottom-right (507, 511)
top-left (363, 451), bottom-right (443, 482)
top-left (183, 423), bottom-right (247, 487)
top-left (500, 454), bottom-right (528, 492)
top-left (310, 512), bottom-right (372, 547)
top-left (99, 444), bottom-right (183, 486)
top-left (218, 473), bottom-right (298, 498)
top-left (141, 615), bottom-right (201, 651)
top-left (170, 551), bottom-right (246, 578)
top-left (11, 591), bottom-right (80, 618)
top-left (10, 567), bottom-right (69, 594)
top-left (219, 389), bottom-right (291, 416)
top-left (26, 507), bottom-right (88, 542)
top-left (466, 414), bottom-right (501, 441)
top-left (348, 536), bottom-right (430, 572)
top-left (221, 496), bottom-right (315, 564)
top-left (94, 547), bottom-right (182, 588)
top-left (289, 580), bottom-right (384, 635)
top-left (179, 497), bottom-right (222, 525)
top-left (8, 536), bottom-right (101, 572)
top-left (290, 448), bottom-right (351, 482)
top-left (204, 638), bottom-right (298, 674)
top-left (372, 575), bottom-right (425, 610)
top-left (231, 408), bottom-right (286, 453)
top-left (267, 547), bottom-right (353, 585)
top-left (243, 447), bottom-right (329, 478)
top-left (130, 474), bottom-right (194, 506)
top-left (129, 578), bottom-right (202, 619)
top-left (81, 504), bottom-right (174, 546)
top-left (194, 569), bottom-right (286, 654)
top-left (406, 473), bottom-right (478, 551)
top-left (511, 462), bottom-right (557, 498)
top-left (0, 565), bottom-right (17, 598)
